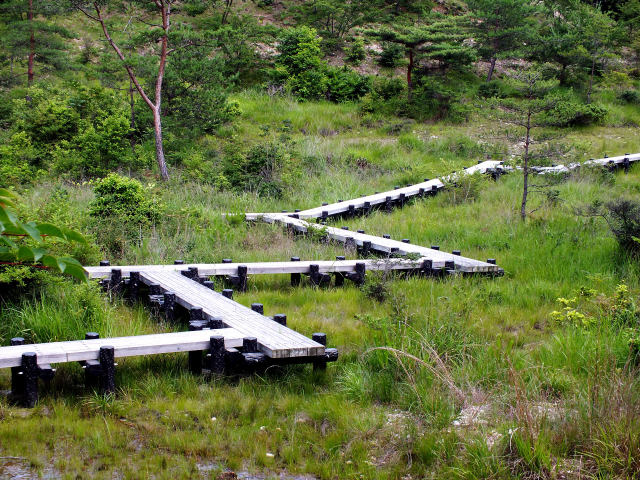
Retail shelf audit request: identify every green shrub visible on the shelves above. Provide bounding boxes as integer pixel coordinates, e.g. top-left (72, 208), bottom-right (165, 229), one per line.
top-left (477, 80), bottom-right (508, 99)
top-left (89, 173), bottom-right (161, 255)
top-left (378, 42), bottom-right (404, 67)
top-left (545, 100), bottom-right (608, 127)
top-left (602, 199), bottom-right (640, 254)
top-left (224, 142), bottom-right (291, 197)
top-left (7, 83), bottom-right (139, 180)
top-left (619, 90), bottom-right (640, 104)
top-left (412, 77), bottom-right (469, 122)
top-left (325, 67), bottom-right (370, 102)
top-left (372, 76), bottom-right (405, 100)
top-left (272, 27), bottom-right (369, 102)
top-left (345, 37), bottom-right (366, 64)
top-left (90, 173), bottom-right (160, 225)
top-left (0, 131), bottom-right (42, 186)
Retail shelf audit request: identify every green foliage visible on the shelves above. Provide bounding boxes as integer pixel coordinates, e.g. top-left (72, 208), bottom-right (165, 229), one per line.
top-left (89, 173), bottom-right (160, 226)
top-left (272, 26), bottom-right (369, 102)
top-left (89, 173), bottom-right (161, 255)
top-left (0, 188), bottom-right (87, 284)
top-left (345, 37), bottom-right (366, 64)
top-left (2, 83), bottom-right (140, 181)
top-left (545, 99), bottom-right (608, 126)
top-left (619, 89), bottom-right (640, 104)
top-left (378, 41), bottom-right (405, 67)
top-left (467, 0), bottom-right (538, 65)
top-left (224, 142), bottom-right (292, 197)
top-left (477, 80), bottom-right (509, 98)
top-left (411, 77), bottom-right (471, 122)
top-left (600, 198), bottom-right (640, 253)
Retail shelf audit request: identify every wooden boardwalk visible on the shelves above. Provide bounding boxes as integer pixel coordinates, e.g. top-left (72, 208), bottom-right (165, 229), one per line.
top-left (9, 151), bottom-right (635, 406)
top-left (262, 215), bottom-right (501, 273)
top-left (138, 270), bottom-right (325, 358)
top-left (285, 160), bottom-right (503, 220)
top-left (0, 328), bottom-right (244, 369)
top-left (84, 258), bottom-right (441, 280)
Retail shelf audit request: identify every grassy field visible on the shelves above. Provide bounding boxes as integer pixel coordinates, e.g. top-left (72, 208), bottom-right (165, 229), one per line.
top-left (1, 92), bottom-right (640, 479)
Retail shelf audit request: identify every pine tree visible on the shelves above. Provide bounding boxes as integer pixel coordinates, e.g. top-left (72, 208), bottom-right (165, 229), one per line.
top-left (493, 68), bottom-right (558, 220)
top-left (74, 0), bottom-right (176, 181)
top-left (0, 0), bottom-right (73, 86)
top-left (467, 0), bottom-right (538, 82)
top-left (367, 14), bottom-right (474, 101)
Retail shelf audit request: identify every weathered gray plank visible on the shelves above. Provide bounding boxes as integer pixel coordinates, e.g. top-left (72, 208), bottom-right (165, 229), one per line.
top-left (139, 271), bottom-right (325, 358)
top-left (0, 328), bottom-right (244, 368)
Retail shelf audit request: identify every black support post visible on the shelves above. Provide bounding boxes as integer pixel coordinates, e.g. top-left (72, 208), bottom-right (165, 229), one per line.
top-left (163, 292), bottom-right (176, 321)
top-left (208, 336), bottom-right (226, 375)
top-left (291, 256), bottom-right (301, 287)
top-left (10, 337), bottom-right (25, 403)
top-left (99, 346), bottom-right (116, 394)
top-left (222, 289), bottom-right (233, 299)
top-left (334, 256), bottom-right (345, 287)
top-left (21, 352), bottom-right (39, 408)
top-left (312, 333), bottom-right (327, 371)
top-left (188, 322), bottom-right (203, 375)
top-left (273, 314), bottom-right (287, 326)
top-left (251, 303), bottom-right (264, 315)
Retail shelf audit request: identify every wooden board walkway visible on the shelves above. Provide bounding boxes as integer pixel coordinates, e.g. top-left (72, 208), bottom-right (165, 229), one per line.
top-left (84, 258), bottom-right (438, 280)
top-left (138, 270), bottom-right (325, 358)
top-left (0, 328), bottom-right (244, 369)
top-left (262, 214), bottom-right (501, 273)
top-left (280, 160), bottom-right (504, 220)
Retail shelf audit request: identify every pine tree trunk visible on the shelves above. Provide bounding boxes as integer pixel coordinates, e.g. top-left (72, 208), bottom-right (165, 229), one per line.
top-left (407, 48), bottom-right (413, 103)
top-left (27, 0), bottom-right (34, 87)
top-left (153, 107), bottom-right (169, 181)
top-left (520, 112), bottom-right (532, 221)
top-left (587, 57), bottom-right (596, 104)
top-left (486, 57), bottom-right (496, 82)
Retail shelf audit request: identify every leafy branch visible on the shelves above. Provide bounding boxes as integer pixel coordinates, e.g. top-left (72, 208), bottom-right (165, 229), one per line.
top-left (0, 188), bottom-right (87, 281)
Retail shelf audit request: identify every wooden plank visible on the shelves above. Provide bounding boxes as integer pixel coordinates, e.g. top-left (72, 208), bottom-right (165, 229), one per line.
top-left (263, 214), bottom-right (500, 273)
top-left (292, 160), bottom-right (504, 219)
top-left (85, 258), bottom-right (430, 279)
top-left (138, 271), bottom-right (325, 359)
top-left (0, 328), bottom-right (244, 368)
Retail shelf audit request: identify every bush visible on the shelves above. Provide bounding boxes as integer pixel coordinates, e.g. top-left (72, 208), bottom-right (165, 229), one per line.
top-left (325, 67), bottom-right (370, 102)
top-left (7, 83), bottom-right (139, 180)
top-left (345, 37), bottom-right (366, 64)
top-left (0, 131), bottom-right (42, 186)
top-left (371, 76), bottom-right (405, 100)
top-left (619, 90), bottom-right (640, 104)
top-left (90, 173), bottom-right (160, 225)
top-left (271, 27), bottom-right (369, 102)
top-left (546, 100), bottom-right (608, 127)
top-left (602, 199), bottom-right (640, 253)
top-left (378, 42), bottom-right (404, 68)
top-left (89, 173), bottom-right (161, 255)
top-left (478, 81), bottom-right (508, 99)
top-left (224, 142), bottom-right (291, 197)
top-left (412, 77), bottom-right (469, 122)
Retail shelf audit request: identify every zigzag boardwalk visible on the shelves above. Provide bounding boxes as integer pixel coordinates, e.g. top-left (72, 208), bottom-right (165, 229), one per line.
top-left (7, 151), bottom-right (636, 407)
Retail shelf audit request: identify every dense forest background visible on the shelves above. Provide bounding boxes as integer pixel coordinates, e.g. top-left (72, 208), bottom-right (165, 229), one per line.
top-left (1, 0), bottom-right (639, 186)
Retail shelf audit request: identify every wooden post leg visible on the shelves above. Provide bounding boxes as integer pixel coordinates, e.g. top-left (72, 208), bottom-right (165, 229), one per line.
top-left (22, 352), bottom-right (39, 408)
top-left (188, 322), bottom-right (204, 375)
top-left (208, 336), bottom-right (226, 375)
top-left (10, 338), bottom-right (25, 403)
top-left (99, 346), bottom-right (116, 395)
top-left (312, 333), bottom-right (327, 372)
